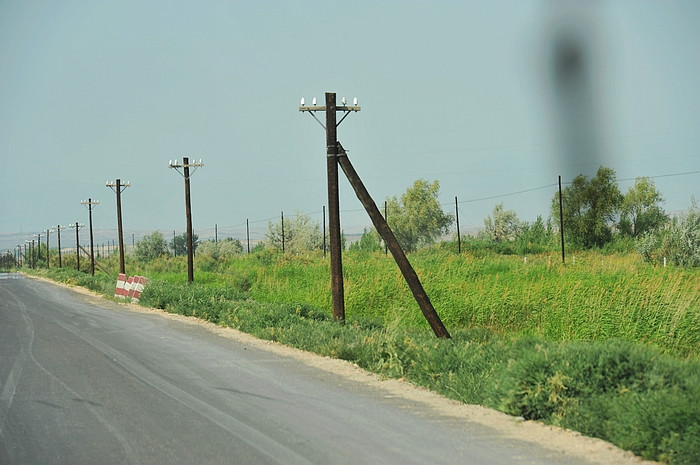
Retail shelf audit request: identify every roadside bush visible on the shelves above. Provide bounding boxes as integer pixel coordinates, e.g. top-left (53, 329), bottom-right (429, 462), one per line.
top-left (639, 202), bottom-right (700, 267)
top-left (487, 339), bottom-right (700, 464)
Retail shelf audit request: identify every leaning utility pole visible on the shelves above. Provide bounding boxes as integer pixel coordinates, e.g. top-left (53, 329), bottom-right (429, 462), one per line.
top-left (169, 157), bottom-right (204, 283)
top-left (300, 93), bottom-right (360, 322)
top-left (106, 179), bottom-right (131, 274)
top-left (336, 142), bottom-right (451, 338)
top-left (81, 199), bottom-right (99, 276)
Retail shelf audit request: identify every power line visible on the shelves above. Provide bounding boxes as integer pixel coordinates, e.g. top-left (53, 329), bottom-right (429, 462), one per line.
top-left (452, 183), bottom-right (557, 206)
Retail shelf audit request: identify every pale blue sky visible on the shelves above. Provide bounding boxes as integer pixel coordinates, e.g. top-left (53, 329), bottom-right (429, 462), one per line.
top-left (1, 1), bottom-right (698, 252)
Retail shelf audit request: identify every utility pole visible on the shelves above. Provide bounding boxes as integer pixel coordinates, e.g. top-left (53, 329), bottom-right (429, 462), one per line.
top-left (300, 93), bottom-right (360, 322)
top-left (45, 228), bottom-right (51, 268)
top-left (281, 211), bottom-right (285, 254)
top-left (322, 206), bottom-right (326, 257)
top-left (106, 179), bottom-right (131, 274)
top-left (455, 196), bottom-right (461, 254)
top-left (558, 175), bottom-right (566, 265)
top-left (81, 199), bottom-right (99, 276)
top-left (169, 157), bottom-right (204, 283)
top-left (384, 201), bottom-right (388, 255)
top-left (70, 223), bottom-right (84, 271)
top-left (37, 233), bottom-right (42, 263)
top-left (53, 225), bottom-right (63, 268)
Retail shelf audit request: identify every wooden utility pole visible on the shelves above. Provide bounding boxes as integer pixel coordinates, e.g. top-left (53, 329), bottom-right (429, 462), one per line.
top-left (70, 222), bottom-right (83, 271)
top-left (45, 229), bottom-right (50, 268)
top-left (169, 157), bottom-right (204, 283)
top-left (336, 143), bottom-right (450, 338)
top-left (322, 206), bottom-right (326, 257)
top-left (300, 93), bottom-right (360, 322)
top-left (325, 93), bottom-right (344, 321)
top-left (54, 225), bottom-right (63, 268)
top-left (455, 196), bottom-right (461, 254)
top-left (81, 199), bottom-right (99, 276)
top-left (281, 211), bottom-right (285, 254)
top-left (106, 179), bottom-right (130, 274)
top-left (558, 175), bottom-right (566, 265)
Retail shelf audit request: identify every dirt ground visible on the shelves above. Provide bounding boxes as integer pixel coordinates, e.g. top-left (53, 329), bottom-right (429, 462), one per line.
top-left (35, 275), bottom-right (660, 465)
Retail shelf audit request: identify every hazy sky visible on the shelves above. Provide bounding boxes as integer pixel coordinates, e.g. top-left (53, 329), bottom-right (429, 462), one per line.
top-left (1, 1), bottom-right (698, 252)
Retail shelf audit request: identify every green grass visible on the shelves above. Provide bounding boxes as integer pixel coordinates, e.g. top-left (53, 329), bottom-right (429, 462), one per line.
top-left (168, 248), bottom-right (698, 359)
top-left (22, 248), bottom-right (700, 464)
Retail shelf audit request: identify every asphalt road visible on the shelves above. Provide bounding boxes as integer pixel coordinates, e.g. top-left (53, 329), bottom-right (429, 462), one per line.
top-left (1, 274), bottom-right (596, 465)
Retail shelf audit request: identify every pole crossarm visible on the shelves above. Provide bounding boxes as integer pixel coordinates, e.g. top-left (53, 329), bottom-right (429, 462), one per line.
top-left (299, 97), bottom-right (361, 130)
top-left (106, 180), bottom-right (131, 193)
top-left (169, 158), bottom-right (204, 178)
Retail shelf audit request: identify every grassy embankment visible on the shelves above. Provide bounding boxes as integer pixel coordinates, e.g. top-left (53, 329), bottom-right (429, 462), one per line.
top-left (27, 248), bottom-right (700, 464)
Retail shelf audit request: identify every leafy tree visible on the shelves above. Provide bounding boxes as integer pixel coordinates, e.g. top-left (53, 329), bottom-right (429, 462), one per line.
top-left (135, 231), bottom-right (169, 260)
top-left (385, 179), bottom-right (453, 252)
top-left (197, 238), bottom-right (243, 260)
top-left (552, 166), bottom-right (623, 249)
top-left (170, 233), bottom-right (199, 256)
top-left (515, 215), bottom-right (556, 254)
top-left (265, 210), bottom-right (323, 253)
top-left (619, 177), bottom-right (668, 238)
top-left (349, 228), bottom-right (383, 252)
top-left (481, 203), bottom-right (521, 242)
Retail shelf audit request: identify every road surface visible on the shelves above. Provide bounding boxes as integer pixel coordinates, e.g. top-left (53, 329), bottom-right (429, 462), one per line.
top-left (1, 273), bottom-right (625, 465)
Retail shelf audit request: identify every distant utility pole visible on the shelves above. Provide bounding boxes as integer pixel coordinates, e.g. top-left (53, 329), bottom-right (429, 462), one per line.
top-left (558, 175), bottom-right (566, 265)
top-left (281, 211), bottom-right (285, 254)
top-left (25, 241), bottom-right (31, 269)
top-left (300, 93), bottom-right (360, 322)
top-left (81, 199), bottom-right (99, 276)
top-left (53, 225), bottom-right (63, 268)
top-left (455, 197), bottom-right (461, 254)
top-left (169, 157), bottom-right (204, 283)
top-left (106, 179), bottom-right (131, 274)
top-left (45, 228), bottom-right (51, 268)
top-left (322, 206), bottom-right (326, 257)
top-left (70, 222), bottom-right (84, 271)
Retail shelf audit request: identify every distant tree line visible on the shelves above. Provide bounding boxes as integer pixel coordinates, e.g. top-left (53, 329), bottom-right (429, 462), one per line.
top-left (129, 167), bottom-right (697, 267)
